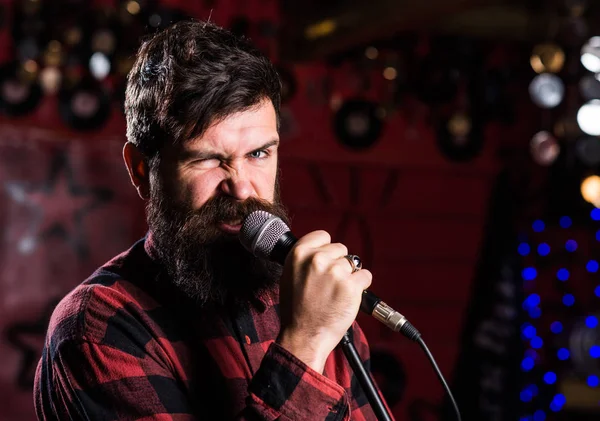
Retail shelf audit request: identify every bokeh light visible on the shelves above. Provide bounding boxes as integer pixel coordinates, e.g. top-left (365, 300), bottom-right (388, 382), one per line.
top-left (559, 216), bottom-right (572, 228)
top-left (543, 371), bottom-right (557, 384)
top-left (519, 243), bottom-right (531, 256)
top-left (562, 294), bottom-right (575, 306)
top-left (586, 259), bottom-right (599, 272)
top-left (532, 220), bottom-right (545, 232)
top-left (565, 239), bottom-right (577, 252)
top-left (522, 356), bottom-right (535, 371)
top-left (557, 268), bottom-right (570, 281)
top-left (557, 348), bottom-right (570, 360)
top-left (522, 267), bottom-right (538, 281)
top-left (586, 315), bottom-right (598, 328)
top-left (550, 321), bottom-right (563, 334)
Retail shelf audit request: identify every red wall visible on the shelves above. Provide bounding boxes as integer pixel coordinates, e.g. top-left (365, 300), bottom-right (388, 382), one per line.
top-left (0, 1), bottom-right (541, 419)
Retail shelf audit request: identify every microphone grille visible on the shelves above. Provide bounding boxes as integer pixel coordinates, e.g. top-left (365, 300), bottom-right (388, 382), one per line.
top-left (240, 210), bottom-right (290, 259)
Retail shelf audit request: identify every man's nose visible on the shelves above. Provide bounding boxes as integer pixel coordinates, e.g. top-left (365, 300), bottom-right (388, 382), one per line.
top-left (219, 168), bottom-right (253, 201)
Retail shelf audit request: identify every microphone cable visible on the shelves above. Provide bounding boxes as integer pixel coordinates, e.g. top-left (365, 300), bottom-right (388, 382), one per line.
top-left (363, 292), bottom-right (462, 421)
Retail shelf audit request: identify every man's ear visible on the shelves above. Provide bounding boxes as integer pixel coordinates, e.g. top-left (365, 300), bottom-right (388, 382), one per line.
top-left (123, 142), bottom-right (151, 200)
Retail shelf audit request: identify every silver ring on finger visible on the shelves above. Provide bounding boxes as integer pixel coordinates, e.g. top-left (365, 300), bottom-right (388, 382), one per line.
top-left (344, 254), bottom-right (362, 273)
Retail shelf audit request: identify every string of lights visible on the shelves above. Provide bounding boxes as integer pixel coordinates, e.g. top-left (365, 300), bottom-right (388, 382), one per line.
top-left (518, 210), bottom-right (600, 419)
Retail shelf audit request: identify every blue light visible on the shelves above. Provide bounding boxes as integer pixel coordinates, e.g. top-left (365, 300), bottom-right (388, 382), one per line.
top-left (518, 243), bottom-right (531, 256)
top-left (596, 285), bottom-right (600, 297)
top-left (522, 267), bottom-right (537, 281)
top-left (586, 316), bottom-right (598, 328)
top-left (560, 216), bottom-right (572, 228)
top-left (557, 268), bottom-right (570, 281)
top-left (558, 348), bottom-right (570, 360)
top-left (588, 375), bottom-right (599, 387)
top-left (550, 394), bottom-right (567, 412)
top-left (533, 410), bottom-right (546, 421)
top-left (592, 208), bottom-right (600, 221)
top-left (522, 324), bottom-right (537, 339)
top-left (538, 243), bottom-right (550, 256)
top-left (563, 294), bottom-right (575, 306)
top-left (550, 321), bottom-right (563, 334)
top-left (524, 293), bottom-right (541, 308)
top-left (531, 336), bottom-right (543, 349)
top-left (520, 389), bottom-right (533, 402)
top-left (520, 417), bottom-right (532, 421)
top-left (529, 307), bottom-right (542, 318)
top-left (533, 220), bottom-right (545, 232)
top-left (521, 357), bottom-right (535, 371)
top-left (597, 229), bottom-right (600, 241)
top-left (590, 345), bottom-right (600, 358)
top-left (565, 240), bottom-right (578, 252)
top-left (587, 260), bottom-right (599, 273)
top-left (525, 349), bottom-right (539, 359)
top-left (549, 402), bottom-right (562, 412)
top-left (544, 371), bottom-right (557, 384)
top-left (552, 394), bottom-right (566, 406)
top-left (528, 384), bottom-right (539, 396)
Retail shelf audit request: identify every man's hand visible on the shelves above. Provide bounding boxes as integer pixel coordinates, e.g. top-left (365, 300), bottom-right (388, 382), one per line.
top-left (277, 230), bottom-right (372, 373)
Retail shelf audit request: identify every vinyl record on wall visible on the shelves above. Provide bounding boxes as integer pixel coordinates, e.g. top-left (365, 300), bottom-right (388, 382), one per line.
top-left (58, 76), bottom-right (111, 130)
top-left (0, 61), bottom-right (43, 116)
top-left (436, 111), bottom-right (484, 161)
top-left (333, 98), bottom-right (384, 150)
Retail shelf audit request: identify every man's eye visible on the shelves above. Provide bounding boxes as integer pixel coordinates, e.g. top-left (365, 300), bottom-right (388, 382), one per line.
top-left (194, 159), bottom-right (221, 169)
top-left (250, 150), bottom-right (268, 159)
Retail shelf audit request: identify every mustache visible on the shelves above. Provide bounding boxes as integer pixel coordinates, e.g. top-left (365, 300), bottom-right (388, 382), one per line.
top-left (178, 194), bottom-right (287, 234)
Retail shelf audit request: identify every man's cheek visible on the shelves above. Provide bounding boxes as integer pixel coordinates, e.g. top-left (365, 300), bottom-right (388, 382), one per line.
top-left (187, 176), bottom-right (222, 209)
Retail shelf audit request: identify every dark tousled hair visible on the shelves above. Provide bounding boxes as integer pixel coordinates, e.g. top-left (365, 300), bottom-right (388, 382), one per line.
top-left (125, 20), bottom-right (282, 163)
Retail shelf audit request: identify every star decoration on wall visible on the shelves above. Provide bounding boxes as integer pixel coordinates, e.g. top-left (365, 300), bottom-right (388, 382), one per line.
top-left (5, 299), bottom-right (59, 390)
top-left (4, 151), bottom-right (113, 259)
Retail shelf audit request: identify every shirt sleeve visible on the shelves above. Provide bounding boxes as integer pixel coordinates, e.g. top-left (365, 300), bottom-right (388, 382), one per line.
top-left (35, 338), bottom-right (199, 421)
top-left (246, 342), bottom-right (350, 420)
top-left (245, 321), bottom-right (394, 421)
top-left (35, 337), bottom-right (350, 421)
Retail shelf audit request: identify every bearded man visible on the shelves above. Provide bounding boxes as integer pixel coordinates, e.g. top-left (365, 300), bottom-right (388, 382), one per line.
top-left (34, 20), bottom-right (387, 421)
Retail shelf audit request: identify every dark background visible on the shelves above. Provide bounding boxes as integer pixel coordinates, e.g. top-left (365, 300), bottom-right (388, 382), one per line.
top-left (1, 0), bottom-right (600, 420)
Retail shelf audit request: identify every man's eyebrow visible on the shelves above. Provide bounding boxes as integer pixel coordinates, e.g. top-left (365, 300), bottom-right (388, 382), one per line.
top-left (180, 138), bottom-right (279, 161)
top-left (179, 149), bottom-right (225, 161)
top-left (247, 139), bottom-right (279, 154)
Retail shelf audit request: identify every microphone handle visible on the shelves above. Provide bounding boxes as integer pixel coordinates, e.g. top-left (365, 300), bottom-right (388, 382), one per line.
top-left (270, 231), bottom-right (297, 265)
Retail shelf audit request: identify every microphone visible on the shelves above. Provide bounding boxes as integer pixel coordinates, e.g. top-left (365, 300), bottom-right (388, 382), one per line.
top-left (240, 211), bottom-right (463, 421)
top-left (240, 210), bottom-right (420, 341)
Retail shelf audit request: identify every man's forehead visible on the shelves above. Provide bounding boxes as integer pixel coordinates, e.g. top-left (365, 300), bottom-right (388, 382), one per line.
top-left (187, 123), bottom-right (278, 151)
top-left (183, 131), bottom-right (279, 151)
top-left (171, 100), bottom-right (279, 154)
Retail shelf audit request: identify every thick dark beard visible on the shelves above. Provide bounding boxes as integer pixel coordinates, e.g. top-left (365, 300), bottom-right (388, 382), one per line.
top-left (147, 176), bottom-right (290, 307)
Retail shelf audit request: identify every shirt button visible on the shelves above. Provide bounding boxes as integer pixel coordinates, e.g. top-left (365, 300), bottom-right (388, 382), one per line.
top-left (245, 335), bottom-right (251, 344)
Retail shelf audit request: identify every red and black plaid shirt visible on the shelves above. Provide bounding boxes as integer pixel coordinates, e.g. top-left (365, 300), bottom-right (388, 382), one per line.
top-left (34, 235), bottom-right (389, 420)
